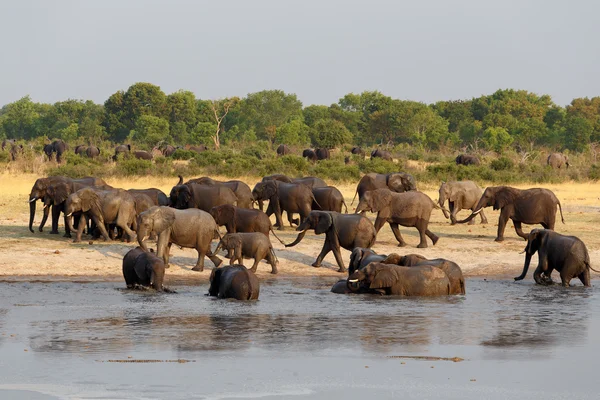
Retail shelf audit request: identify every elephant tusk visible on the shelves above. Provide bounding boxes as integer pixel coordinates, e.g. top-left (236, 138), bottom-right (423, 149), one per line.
top-left (348, 279), bottom-right (359, 283)
top-left (519, 250), bottom-right (526, 254)
top-left (66, 213), bottom-right (72, 217)
top-left (29, 197), bottom-right (37, 203)
top-left (472, 209), bottom-right (482, 215)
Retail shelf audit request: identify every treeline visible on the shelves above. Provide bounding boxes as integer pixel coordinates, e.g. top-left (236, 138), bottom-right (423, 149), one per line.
top-left (1, 83), bottom-right (599, 152)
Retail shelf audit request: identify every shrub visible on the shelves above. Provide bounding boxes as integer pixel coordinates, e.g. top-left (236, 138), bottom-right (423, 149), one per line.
top-left (115, 159), bottom-right (153, 176)
top-left (588, 164), bottom-right (600, 180)
top-left (171, 149), bottom-right (197, 160)
top-left (490, 156), bottom-right (514, 171)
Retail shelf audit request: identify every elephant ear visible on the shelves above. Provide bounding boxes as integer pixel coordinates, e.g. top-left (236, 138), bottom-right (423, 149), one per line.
top-left (525, 229), bottom-right (544, 255)
top-left (52, 182), bottom-right (71, 205)
top-left (386, 174), bottom-right (403, 192)
top-left (369, 268), bottom-right (396, 289)
top-left (493, 188), bottom-right (513, 210)
top-left (263, 181), bottom-right (278, 199)
top-left (153, 207), bottom-right (176, 233)
top-left (133, 254), bottom-right (151, 283)
top-left (80, 189), bottom-right (101, 214)
top-left (349, 248), bottom-right (363, 271)
top-left (181, 185), bottom-right (193, 205)
top-left (448, 187), bottom-right (462, 203)
top-left (221, 205), bottom-right (236, 231)
top-left (225, 233), bottom-right (242, 250)
top-left (314, 212), bottom-right (333, 235)
top-left (370, 189), bottom-right (392, 213)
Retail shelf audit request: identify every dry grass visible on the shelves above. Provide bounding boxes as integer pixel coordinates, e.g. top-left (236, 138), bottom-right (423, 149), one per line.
top-left (1, 172), bottom-right (600, 284)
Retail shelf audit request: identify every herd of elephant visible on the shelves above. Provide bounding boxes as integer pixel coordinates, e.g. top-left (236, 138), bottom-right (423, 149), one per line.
top-left (27, 168), bottom-right (597, 300)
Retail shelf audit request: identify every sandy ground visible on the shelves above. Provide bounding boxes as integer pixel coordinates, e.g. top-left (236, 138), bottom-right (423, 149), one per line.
top-left (1, 172), bottom-right (600, 283)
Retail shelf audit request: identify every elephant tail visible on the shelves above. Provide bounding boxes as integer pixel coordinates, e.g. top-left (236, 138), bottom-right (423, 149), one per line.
top-left (557, 199), bottom-right (565, 224)
top-left (350, 189), bottom-right (358, 206)
top-left (588, 261), bottom-right (600, 273)
top-left (310, 192), bottom-right (322, 211)
top-left (269, 226), bottom-right (288, 246)
top-left (270, 246), bottom-right (278, 264)
top-left (342, 199), bottom-right (348, 214)
top-left (432, 200), bottom-right (451, 216)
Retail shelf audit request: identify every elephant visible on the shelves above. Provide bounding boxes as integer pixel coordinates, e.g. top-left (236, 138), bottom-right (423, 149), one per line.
top-left (348, 247), bottom-right (387, 274)
top-left (207, 265), bottom-right (259, 300)
top-left (370, 149), bottom-right (393, 161)
top-left (547, 153), bottom-right (569, 169)
top-left (187, 144), bottom-right (208, 153)
top-left (44, 140), bottom-right (67, 162)
top-left (276, 144), bottom-right (290, 156)
top-left (127, 188), bottom-right (170, 206)
top-left (130, 192), bottom-right (155, 215)
top-left (455, 154), bottom-right (480, 166)
top-left (302, 149), bottom-right (318, 162)
top-left (312, 186), bottom-right (347, 213)
top-left (262, 174), bottom-right (293, 184)
top-left (348, 263), bottom-right (451, 296)
top-left (41, 181), bottom-right (90, 236)
top-left (180, 176), bottom-right (253, 209)
top-left (122, 247), bottom-right (166, 291)
top-left (113, 144), bottom-right (131, 160)
top-left (514, 229), bottom-right (599, 287)
top-left (315, 148), bottom-right (330, 160)
top-left (457, 186), bottom-right (565, 242)
top-left (1, 138), bottom-right (16, 151)
top-left (209, 204), bottom-right (286, 244)
top-left (9, 143), bottom-right (23, 161)
top-left (351, 172), bottom-right (417, 205)
top-left (169, 182), bottom-right (237, 212)
top-left (286, 210), bottom-right (377, 272)
top-left (351, 146), bottom-right (365, 158)
top-left (133, 150), bottom-right (153, 160)
top-left (252, 180), bottom-right (317, 230)
top-left (65, 188), bottom-right (137, 243)
top-left (85, 146), bottom-right (101, 159)
top-left (438, 181), bottom-right (487, 225)
top-left (383, 253), bottom-right (465, 295)
top-left (29, 176), bottom-right (107, 235)
top-left (355, 188), bottom-right (442, 248)
top-left (258, 175), bottom-right (326, 213)
top-left (75, 145), bottom-right (87, 156)
top-left (151, 147), bottom-right (163, 158)
top-left (162, 145), bottom-right (176, 157)
top-left (214, 232), bottom-right (278, 274)
top-left (137, 206), bottom-right (222, 272)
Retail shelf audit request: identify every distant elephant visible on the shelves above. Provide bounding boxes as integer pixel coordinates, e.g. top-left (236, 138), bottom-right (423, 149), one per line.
top-left (85, 146), bottom-right (101, 159)
top-left (180, 176), bottom-right (253, 209)
top-left (370, 149), bottom-right (393, 161)
top-left (302, 149), bottom-right (318, 162)
top-left (276, 144), bottom-right (290, 156)
top-left (351, 146), bottom-right (365, 158)
top-left (113, 144), bottom-right (131, 160)
top-left (355, 188), bottom-right (442, 248)
top-left (286, 210), bottom-right (377, 272)
top-left (547, 153), bottom-right (569, 169)
top-left (351, 172), bottom-right (416, 205)
top-left (455, 154), bottom-right (480, 166)
top-left (127, 188), bottom-right (170, 206)
top-left (1, 138), bottom-right (16, 151)
top-left (348, 263), bottom-right (451, 296)
top-left (187, 144), bottom-right (208, 153)
top-left (29, 176), bottom-right (107, 236)
top-left (208, 265), bottom-right (259, 300)
top-left (162, 145), bottom-right (176, 157)
top-left (9, 143), bottom-right (23, 161)
top-left (44, 140), bottom-right (67, 162)
top-left (122, 247), bottom-right (166, 291)
top-left (348, 247), bottom-right (387, 275)
top-left (133, 150), bottom-right (153, 160)
top-left (75, 145), bottom-right (87, 156)
top-left (515, 229), bottom-right (599, 287)
top-left (457, 186), bottom-right (565, 242)
top-left (315, 148), bottom-right (330, 160)
top-left (169, 181), bottom-right (237, 212)
top-left (65, 188), bottom-right (137, 243)
top-left (214, 232), bottom-right (278, 274)
top-left (209, 204), bottom-right (286, 244)
top-left (151, 147), bottom-right (163, 158)
top-left (137, 206), bottom-right (222, 272)
top-left (312, 186), bottom-right (347, 213)
top-left (438, 181), bottom-right (487, 225)
top-left (383, 253), bottom-right (465, 295)
top-left (252, 180), bottom-right (317, 230)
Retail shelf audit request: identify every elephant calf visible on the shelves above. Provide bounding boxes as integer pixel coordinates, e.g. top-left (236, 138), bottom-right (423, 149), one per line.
top-left (208, 265), bottom-right (260, 300)
top-left (214, 233), bottom-right (279, 274)
top-left (122, 247), bottom-right (168, 292)
top-left (348, 247), bottom-right (387, 275)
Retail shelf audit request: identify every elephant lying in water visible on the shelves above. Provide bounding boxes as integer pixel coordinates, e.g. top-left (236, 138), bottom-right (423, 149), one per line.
top-left (207, 265), bottom-right (260, 300)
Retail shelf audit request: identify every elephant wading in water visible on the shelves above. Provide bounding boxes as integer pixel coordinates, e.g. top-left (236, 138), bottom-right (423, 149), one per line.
top-left (356, 188), bottom-right (443, 248)
top-left (457, 186), bottom-right (565, 242)
top-left (438, 181), bottom-right (487, 225)
top-left (351, 172), bottom-right (416, 206)
top-left (213, 232), bottom-right (279, 274)
top-left (286, 210), bottom-right (376, 272)
top-left (208, 265), bottom-right (260, 300)
top-left (514, 229), bottom-right (599, 287)
top-left (122, 247), bottom-right (168, 291)
top-left (137, 206), bottom-right (222, 272)
top-left (348, 263), bottom-right (451, 296)
top-left (65, 188), bottom-right (137, 243)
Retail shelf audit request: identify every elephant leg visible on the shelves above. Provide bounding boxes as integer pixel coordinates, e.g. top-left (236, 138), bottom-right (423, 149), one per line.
top-left (425, 229), bottom-right (439, 246)
top-left (495, 210), bottom-right (509, 242)
top-left (40, 205), bottom-right (50, 232)
top-left (331, 243), bottom-right (346, 273)
top-left (192, 249), bottom-right (206, 272)
top-left (578, 269), bottom-right (591, 287)
top-left (479, 209), bottom-right (488, 224)
top-left (513, 221), bottom-right (528, 240)
top-left (313, 241), bottom-right (332, 268)
top-left (63, 211), bottom-right (72, 238)
top-left (374, 217), bottom-right (386, 234)
top-left (249, 256), bottom-right (260, 273)
top-left (266, 251), bottom-right (278, 274)
top-left (74, 216), bottom-right (86, 243)
top-left (116, 216), bottom-right (137, 243)
top-left (389, 223), bottom-right (407, 247)
top-left (208, 250), bottom-right (223, 270)
top-left (50, 204), bottom-right (61, 234)
top-left (449, 202), bottom-right (457, 225)
top-left (533, 264), bottom-right (548, 285)
top-left (94, 217), bottom-right (111, 241)
top-left (287, 212), bottom-right (296, 228)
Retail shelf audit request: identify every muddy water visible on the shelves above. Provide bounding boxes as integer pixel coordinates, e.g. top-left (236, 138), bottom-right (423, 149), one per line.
top-left (0, 278), bottom-right (599, 399)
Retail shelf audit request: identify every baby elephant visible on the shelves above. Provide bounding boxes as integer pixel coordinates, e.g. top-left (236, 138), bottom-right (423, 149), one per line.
top-left (122, 247), bottom-right (168, 291)
top-left (208, 265), bottom-right (260, 300)
top-left (214, 233), bottom-right (279, 274)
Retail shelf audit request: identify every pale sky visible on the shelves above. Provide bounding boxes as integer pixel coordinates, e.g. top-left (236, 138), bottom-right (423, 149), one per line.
top-left (1, 0), bottom-right (598, 107)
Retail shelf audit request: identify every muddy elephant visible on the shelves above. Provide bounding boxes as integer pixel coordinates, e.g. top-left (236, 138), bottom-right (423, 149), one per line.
top-left (208, 265), bottom-right (259, 300)
top-left (180, 176), bottom-right (253, 209)
top-left (170, 182), bottom-right (237, 212)
top-left (129, 192), bottom-right (154, 215)
top-left (351, 172), bottom-right (416, 205)
top-left (276, 144), bottom-right (290, 156)
top-left (455, 154), bottom-right (480, 166)
top-left (370, 149), bottom-right (393, 161)
top-left (85, 146), bottom-right (101, 159)
top-left (162, 144), bottom-right (176, 157)
top-left (9, 143), bottom-right (23, 161)
top-left (127, 188), bottom-right (169, 206)
top-left (44, 140), bottom-right (67, 162)
top-left (312, 186), bottom-right (347, 213)
top-left (286, 211), bottom-right (377, 272)
top-left (137, 206), bottom-right (222, 272)
top-left (209, 204), bottom-right (286, 244)
top-left (252, 180), bottom-right (317, 230)
top-left (122, 247), bottom-right (166, 291)
top-left (348, 263), bottom-right (451, 296)
top-left (74, 145), bottom-right (87, 156)
top-left (348, 247), bottom-right (387, 274)
top-left (315, 148), bottom-right (330, 160)
top-left (113, 144), bottom-right (131, 160)
top-left (65, 188), bottom-right (137, 243)
top-left (214, 232), bottom-right (278, 274)
top-left (29, 176), bottom-right (107, 236)
top-left (383, 253), bottom-right (465, 295)
top-left (515, 229), bottom-right (598, 287)
top-left (547, 153), bottom-right (569, 169)
top-left (457, 186), bottom-right (565, 242)
top-left (351, 146), bottom-right (365, 158)
top-left (438, 181), bottom-right (487, 225)
top-left (133, 150), bottom-right (153, 160)
top-left (302, 149), bottom-right (318, 162)
top-left (356, 188), bottom-right (442, 248)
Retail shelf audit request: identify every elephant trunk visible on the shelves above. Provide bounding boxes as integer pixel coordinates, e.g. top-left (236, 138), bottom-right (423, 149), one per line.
top-left (514, 252), bottom-right (532, 281)
top-left (438, 195), bottom-right (449, 219)
top-left (355, 200), bottom-right (369, 214)
top-left (67, 215), bottom-right (75, 233)
top-left (285, 229), bottom-right (308, 248)
top-left (137, 227), bottom-right (150, 252)
top-left (39, 202), bottom-right (51, 232)
top-left (455, 208), bottom-right (481, 224)
top-left (29, 198), bottom-right (37, 233)
top-left (151, 269), bottom-right (164, 292)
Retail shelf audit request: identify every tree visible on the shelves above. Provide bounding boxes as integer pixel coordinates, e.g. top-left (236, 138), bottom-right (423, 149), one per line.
top-left (0, 96), bottom-right (40, 139)
top-left (167, 90), bottom-right (197, 132)
top-left (122, 83), bottom-right (167, 131)
top-left (482, 127), bottom-right (513, 153)
top-left (311, 119), bottom-right (352, 149)
top-left (208, 98), bottom-right (239, 150)
top-left (276, 119), bottom-right (310, 145)
top-left (564, 116), bottom-right (593, 152)
top-left (133, 115), bottom-right (170, 147)
top-left (103, 91), bottom-right (128, 141)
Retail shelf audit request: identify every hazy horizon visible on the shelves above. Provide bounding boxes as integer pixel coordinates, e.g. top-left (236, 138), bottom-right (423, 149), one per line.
top-left (1, 0), bottom-right (598, 107)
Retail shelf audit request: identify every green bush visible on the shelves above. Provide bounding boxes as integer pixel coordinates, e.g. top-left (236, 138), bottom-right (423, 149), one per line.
top-left (588, 164), bottom-right (600, 180)
top-left (357, 158), bottom-right (403, 174)
top-left (171, 149), bottom-right (197, 160)
top-left (0, 151), bottom-right (10, 163)
top-left (47, 163), bottom-right (104, 179)
top-left (490, 156), bottom-right (514, 171)
top-left (115, 158), bottom-right (154, 176)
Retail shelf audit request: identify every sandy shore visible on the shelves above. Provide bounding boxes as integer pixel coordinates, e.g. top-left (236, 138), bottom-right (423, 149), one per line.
top-left (1, 173), bottom-right (600, 283)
